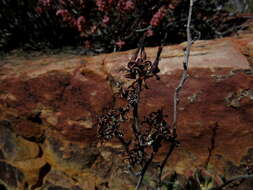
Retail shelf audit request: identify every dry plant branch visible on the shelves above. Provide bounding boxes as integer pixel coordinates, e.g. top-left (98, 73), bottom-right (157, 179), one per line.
top-left (98, 45), bottom-right (168, 190)
top-left (156, 1), bottom-right (195, 189)
top-left (172, 0), bottom-right (194, 134)
top-left (98, 1), bottom-right (196, 190)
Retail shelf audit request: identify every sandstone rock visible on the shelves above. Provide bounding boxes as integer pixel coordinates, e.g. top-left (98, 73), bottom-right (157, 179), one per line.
top-left (0, 27), bottom-right (253, 189)
top-left (14, 158), bottom-right (47, 188)
top-left (0, 120), bottom-right (40, 162)
top-left (0, 161), bottom-right (24, 190)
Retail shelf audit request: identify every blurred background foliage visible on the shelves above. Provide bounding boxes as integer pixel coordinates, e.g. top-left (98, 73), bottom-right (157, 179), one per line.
top-left (0, 0), bottom-right (252, 55)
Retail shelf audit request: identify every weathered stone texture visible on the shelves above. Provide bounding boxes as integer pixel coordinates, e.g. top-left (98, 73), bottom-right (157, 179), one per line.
top-left (0, 27), bottom-right (253, 189)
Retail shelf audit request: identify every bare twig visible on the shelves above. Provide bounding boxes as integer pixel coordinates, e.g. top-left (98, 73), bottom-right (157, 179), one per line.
top-left (208, 175), bottom-right (253, 190)
top-left (172, 0), bottom-right (194, 135)
top-left (156, 1), bottom-right (194, 189)
top-left (136, 25), bottom-right (152, 32)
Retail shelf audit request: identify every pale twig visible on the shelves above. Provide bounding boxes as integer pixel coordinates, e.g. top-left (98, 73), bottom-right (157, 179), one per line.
top-left (136, 25), bottom-right (152, 32)
top-left (172, 0), bottom-right (194, 135)
top-left (156, 1), bottom-right (195, 189)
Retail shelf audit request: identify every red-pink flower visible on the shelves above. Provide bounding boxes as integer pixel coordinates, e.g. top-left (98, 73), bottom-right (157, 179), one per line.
top-left (56, 9), bottom-right (68, 16)
top-left (150, 6), bottom-right (167, 27)
top-left (103, 15), bottom-right (110, 24)
top-left (122, 0), bottom-right (134, 11)
top-left (39, 0), bottom-right (52, 7)
top-left (96, 0), bottom-right (106, 11)
top-left (115, 40), bottom-right (125, 48)
top-left (77, 16), bottom-right (86, 32)
top-left (145, 29), bottom-right (154, 37)
top-left (118, 0), bottom-right (134, 11)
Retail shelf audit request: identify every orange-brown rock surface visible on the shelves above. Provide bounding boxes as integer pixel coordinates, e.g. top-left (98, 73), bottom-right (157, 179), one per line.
top-left (0, 27), bottom-right (253, 190)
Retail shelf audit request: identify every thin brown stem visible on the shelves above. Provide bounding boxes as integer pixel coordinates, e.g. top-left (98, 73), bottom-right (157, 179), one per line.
top-left (135, 152), bottom-right (154, 190)
top-left (132, 80), bottom-right (143, 145)
top-left (157, 142), bottom-right (177, 190)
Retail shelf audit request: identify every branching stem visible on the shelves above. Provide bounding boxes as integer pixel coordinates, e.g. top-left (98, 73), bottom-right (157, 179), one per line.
top-left (172, 0), bottom-right (193, 134)
top-left (157, 0), bottom-right (194, 189)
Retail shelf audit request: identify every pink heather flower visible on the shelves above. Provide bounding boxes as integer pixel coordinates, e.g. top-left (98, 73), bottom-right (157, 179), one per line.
top-left (77, 16), bottom-right (86, 32)
top-left (102, 15), bottom-right (110, 24)
top-left (56, 9), bottom-right (68, 16)
top-left (122, 0), bottom-right (134, 11)
top-left (39, 0), bottom-right (51, 7)
top-left (150, 6), bottom-right (167, 27)
top-left (145, 29), bottom-right (154, 37)
top-left (117, 0), bottom-right (134, 11)
top-left (115, 40), bottom-right (125, 48)
top-left (56, 9), bottom-right (73, 23)
top-left (96, 0), bottom-right (106, 11)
